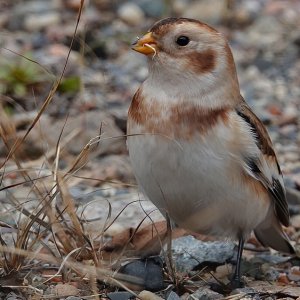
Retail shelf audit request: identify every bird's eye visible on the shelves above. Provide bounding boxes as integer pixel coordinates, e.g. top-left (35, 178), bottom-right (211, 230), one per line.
top-left (176, 36), bottom-right (190, 46)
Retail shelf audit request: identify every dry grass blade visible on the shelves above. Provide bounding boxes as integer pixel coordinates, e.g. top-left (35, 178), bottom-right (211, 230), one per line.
top-left (8, 204), bottom-right (49, 271)
top-left (0, 0), bottom-right (84, 169)
top-left (2, 0), bottom-right (162, 296)
top-left (65, 142), bottom-right (91, 176)
top-left (103, 200), bottom-right (145, 232)
top-left (166, 214), bottom-right (176, 283)
top-left (0, 245), bottom-right (140, 296)
top-left (57, 173), bottom-right (87, 245)
top-left (0, 0), bottom-right (87, 276)
top-left (0, 174), bottom-right (51, 192)
top-left (2, 47), bottom-right (54, 78)
top-left (71, 173), bottom-right (137, 187)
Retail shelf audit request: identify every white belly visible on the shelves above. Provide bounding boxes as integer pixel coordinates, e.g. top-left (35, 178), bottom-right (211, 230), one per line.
top-left (127, 122), bottom-right (270, 239)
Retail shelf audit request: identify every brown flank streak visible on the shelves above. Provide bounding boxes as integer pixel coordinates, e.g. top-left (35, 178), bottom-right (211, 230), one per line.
top-left (128, 89), bottom-right (229, 139)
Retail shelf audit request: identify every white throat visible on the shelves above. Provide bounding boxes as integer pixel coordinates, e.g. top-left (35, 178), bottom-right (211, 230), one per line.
top-left (143, 63), bottom-right (239, 109)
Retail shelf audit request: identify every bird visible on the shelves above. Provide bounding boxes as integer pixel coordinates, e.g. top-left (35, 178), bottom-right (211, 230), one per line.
top-left (127, 17), bottom-right (295, 288)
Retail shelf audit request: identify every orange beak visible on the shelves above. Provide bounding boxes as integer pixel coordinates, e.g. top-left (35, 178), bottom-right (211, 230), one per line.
top-left (132, 32), bottom-right (157, 55)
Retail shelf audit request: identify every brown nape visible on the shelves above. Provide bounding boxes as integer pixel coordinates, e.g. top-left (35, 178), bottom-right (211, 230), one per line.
top-left (188, 49), bottom-right (216, 74)
top-left (129, 90), bottom-right (229, 139)
top-left (150, 17), bottom-right (218, 35)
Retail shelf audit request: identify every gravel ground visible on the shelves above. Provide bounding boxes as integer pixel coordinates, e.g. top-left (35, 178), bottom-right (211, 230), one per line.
top-left (0, 0), bottom-right (300, 299)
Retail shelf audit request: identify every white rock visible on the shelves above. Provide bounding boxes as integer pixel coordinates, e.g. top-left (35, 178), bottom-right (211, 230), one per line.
top-left (173, 0), bottom-right (190, 15)
top-left (182, 0), bottom-right (226, 24)
top-left (139, 291), bottom-right (163, 300)
top-left (25, 12), bottom-right (60, 31)
top-left (117, 2), bottom-right (144, 26)
top-left (188, 287), bottom-right (223, 300)
top-left (284, 152), bottom-right (299, 163)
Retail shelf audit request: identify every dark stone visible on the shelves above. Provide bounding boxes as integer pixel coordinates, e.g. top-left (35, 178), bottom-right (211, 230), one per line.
top-left (118, 257), bottom-right (165, 292)
top-left (165, 291), bottom-right (180, 300)
top-left (107, 292), bottom-right (135, 300)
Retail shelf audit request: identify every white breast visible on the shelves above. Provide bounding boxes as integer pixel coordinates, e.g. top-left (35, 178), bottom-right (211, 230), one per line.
top-left (127, 113), bottom-right (270, 240)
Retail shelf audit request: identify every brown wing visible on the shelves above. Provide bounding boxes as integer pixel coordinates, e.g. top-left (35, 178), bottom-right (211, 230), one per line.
top-left (236, 100), bottom-right (289, 227)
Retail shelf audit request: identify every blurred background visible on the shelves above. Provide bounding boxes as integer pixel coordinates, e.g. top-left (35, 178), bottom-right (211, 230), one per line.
top-left (0, 0), bottom-right (300, 237)
top-left (0, 0), bottom-right (300, 236)
top-left (0, 0), bottom-right (300, 297)
top-left (1, 0), bottom-right (300, 241)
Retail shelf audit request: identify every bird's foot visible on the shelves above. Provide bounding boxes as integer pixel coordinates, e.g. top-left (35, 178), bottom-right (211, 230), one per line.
top-left (210, 278), bottom-right (245, 295)
top-left (209, 282), bottom-right (231, 295)
top-left (228, 277), bottom-right (245, 290)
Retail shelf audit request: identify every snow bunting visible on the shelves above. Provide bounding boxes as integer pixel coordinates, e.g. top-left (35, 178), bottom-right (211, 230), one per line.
top-left (127, 17), bottom-right (295, 287)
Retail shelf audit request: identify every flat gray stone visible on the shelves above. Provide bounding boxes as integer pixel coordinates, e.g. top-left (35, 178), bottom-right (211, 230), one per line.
top-left (187, 287), bottom-right (223, 300)
top-left (166, 291), bottom-right (180, 300)
top-left (107, 292), bottom-right (134, 300)
top-left (172, 236), bottom-right (235, 273)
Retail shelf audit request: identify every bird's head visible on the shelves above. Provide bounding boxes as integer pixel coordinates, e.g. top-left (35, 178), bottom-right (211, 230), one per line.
top-left (132, 18), bottom-right (239, 102)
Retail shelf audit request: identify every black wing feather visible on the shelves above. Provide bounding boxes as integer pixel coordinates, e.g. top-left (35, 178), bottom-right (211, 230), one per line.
top-left (236, 101), bottom-right (289, 227)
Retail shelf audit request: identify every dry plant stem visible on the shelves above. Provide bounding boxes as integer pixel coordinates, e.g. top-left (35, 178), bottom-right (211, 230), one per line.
top-left (138, 200), bottom-right (167, 253)
top-left (47, 133), bottom-right (74, 256)
top-left (41, 247), bottom-right (81, 285)
top-left (67, 133), bottom-right (175, 183)
top-left (51, 144), bottom-right (60, 217)
top-left (0, 0), bottom-right (84, 168)
top-left (68, 173), bottom-right (136, 188)
top-left (0, 1), bottom-right (84, 271)
top-left (2, 285), bottom-right (43, 295)
top-left (89, 273), bottom-right (100, 300)
top-left (107, 208), bottom-right (162, 263)
top-left (224, 293), bottom-right (248, 300)
top-left (2, 47), bottom-right (54, 78)
top-left (65, 143), bottom-right (91, 176)
top-left (57, 174), bottom-right (86, 243)
top-left (2, 189), bottom-right (49, 228)
top-left (63, 133), bottom-right (130, 183)
top-left (2, 128), bottom-right (81, 174)
top-left (81, 294), bottom-right (106, 299)
top-left (0, 245), bottom-right (139, 297)
top-left (91, 199), bottom-right (112, 262)
top-left (166, 214), bottom-right (176, 283)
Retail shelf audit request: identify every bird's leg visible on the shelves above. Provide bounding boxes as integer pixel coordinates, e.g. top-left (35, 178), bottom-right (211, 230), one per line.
top-left (230, 236), bottom-right (245, 289)
top-left (166, 213), bottom-right (176, 282)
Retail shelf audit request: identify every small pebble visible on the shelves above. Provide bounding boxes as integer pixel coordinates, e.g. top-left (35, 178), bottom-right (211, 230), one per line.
top-left (188, 287), bottom-right (223, 300)
top-left (263, 266), bottom-right (280, 281)
top-left (288, 266), bottom-right (300, 282)
top-left (137, 0), bottom-right (166, 17)
top-left (107, 292), bottom-right (135, 300)
top-left (25, 12), bottom-right (60, 31)
top-left (182, 0), bottom-right (226, 24)
top-left (278, 273), bottom-right (290, 284)
top-left (117, 3), bottom-right (144, 26)
top-left (139, 291), bottom-right (163, 300)
top-left (166, 291), bottom-right (180, 300)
